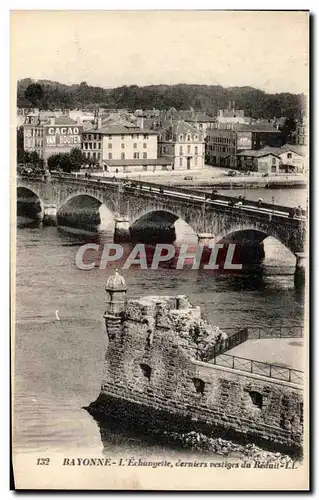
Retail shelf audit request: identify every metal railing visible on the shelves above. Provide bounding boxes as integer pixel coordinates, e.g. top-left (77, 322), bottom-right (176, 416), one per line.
top-left (212, 327), bottom-right (248, 358)
top-left (18, 172), bottom-right (306, 217)
top-left (211, 353), bottom-right (303, 384)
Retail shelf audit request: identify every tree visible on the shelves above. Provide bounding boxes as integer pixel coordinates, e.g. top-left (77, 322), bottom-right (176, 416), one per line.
top-left (24, 83), bottom-right (44, 108)
top-left (69, 148), bottom-right (86, 171)
top-left (279, 117), bottom-right (297, 144)
top-left (29, 150), bottom-right (44, 169)
top-left (47, 154), bottom-right (61, 171)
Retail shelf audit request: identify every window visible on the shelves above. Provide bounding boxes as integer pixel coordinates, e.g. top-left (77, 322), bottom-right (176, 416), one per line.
top-left (187, 135), bottom-right (191, 141)
top-left (89, 142), bottom-right (92, 149)
top-left (272, 157), bottom-right (276, 165)
top-left (195, 146), bottom-right (198, 155)
top-left (108, 152), bottom-right (112, 159)
top-left (195, 135), bottom-right (198, 140)
top-left (108, 135), bottom-right (112, 140)
top-left (98, 143), bottom-right (101, 149)
top-left (192, 378), bottom-right (205, 395)
top-left (133, 143), bottom-right (137, 149)
top-left (121, 143), bottom-right (125, 149)
top-left (187, 145), bottom-right (191, 154)
top-left (133, 152), bottom-right (139, 159)
top-left (143, 152), bottom-right (147, 159)
top-left (143, 143), bottom-right (147, 149)
top-left (179, 145), bottom-right (183, 156)
top-left (287, 153), bottom-right (292, 159)
top-left (140, 363), bottom-right (152, 381)
top-left (121, 152), bottom-right (125, 160)
top-left (121, 134), bottom-right (125, 140)
top-left (179, 158), bottom-right (183, 167)
top-left (143, 134), bottom-right (149, 139)
top-left (249, 391), bottom-right (263, 409)
top-left (108, 143), bottom-right (112, 149)
top-left (179, 134), bottom-right (183, 141)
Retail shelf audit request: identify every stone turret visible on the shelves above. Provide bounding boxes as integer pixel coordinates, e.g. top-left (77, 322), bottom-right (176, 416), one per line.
top-left (105, 270), bottom-right (127, 316)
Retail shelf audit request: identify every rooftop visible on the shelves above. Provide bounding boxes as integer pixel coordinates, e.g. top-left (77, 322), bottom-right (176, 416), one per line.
top-left (233, 123), bottom-right (281, 133)
top-left (160, 119), bottom-right (205, 139)
top-left (84, 125), bottom-right (157, 135)
top-left (237, 145), bottom-right (306, 158)
top-left (237, 149), bottom-right (280, 158)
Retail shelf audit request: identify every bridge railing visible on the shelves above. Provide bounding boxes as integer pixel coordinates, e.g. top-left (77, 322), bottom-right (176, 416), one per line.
top-left (18, 173), bottom-right (307, 218)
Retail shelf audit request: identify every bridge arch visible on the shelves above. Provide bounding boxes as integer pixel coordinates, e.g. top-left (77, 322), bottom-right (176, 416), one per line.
top-left (214, 224), bottom-right (297, 257)
top-left (17, 186), bottom-right (44, 219)
top-left (129, 209), bottom-right (197, 244)
top-left (17, 186), bottom-right (43, 205)
top-left (57, 193), bottom-right (116, 231)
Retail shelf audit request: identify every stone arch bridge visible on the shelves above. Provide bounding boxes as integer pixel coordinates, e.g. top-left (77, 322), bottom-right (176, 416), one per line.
top-left (17, 175), bottom-right (306, 263)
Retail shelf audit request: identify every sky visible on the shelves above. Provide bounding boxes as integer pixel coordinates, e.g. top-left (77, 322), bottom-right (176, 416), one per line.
top-left (11, 10), bottom-right (309, 94)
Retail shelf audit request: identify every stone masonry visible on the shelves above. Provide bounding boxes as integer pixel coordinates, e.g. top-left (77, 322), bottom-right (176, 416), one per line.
top-left (88, 272), bottom-right (303, 455)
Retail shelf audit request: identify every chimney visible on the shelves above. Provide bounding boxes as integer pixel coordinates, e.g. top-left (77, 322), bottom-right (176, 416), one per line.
top-left (141, 116), bottom-right (144, 130)
top-left (97, 117), bottom-right (102, 129)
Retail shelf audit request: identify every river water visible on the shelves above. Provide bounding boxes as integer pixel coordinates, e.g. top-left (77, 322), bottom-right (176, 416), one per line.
top-left (14, 188), bottom-right (306, 457)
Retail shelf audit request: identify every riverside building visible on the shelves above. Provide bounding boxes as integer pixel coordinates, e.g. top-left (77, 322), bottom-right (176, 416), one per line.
top-left (81, 124), bottom-right (171, 173)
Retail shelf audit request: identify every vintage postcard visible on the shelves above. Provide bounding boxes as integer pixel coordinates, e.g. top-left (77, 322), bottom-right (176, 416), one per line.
top-left (11, 10), bottom-right (309, 490)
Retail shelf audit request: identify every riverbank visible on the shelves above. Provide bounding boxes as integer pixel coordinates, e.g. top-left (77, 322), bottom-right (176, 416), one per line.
top-left (92, 167), bottom-right (307, 190)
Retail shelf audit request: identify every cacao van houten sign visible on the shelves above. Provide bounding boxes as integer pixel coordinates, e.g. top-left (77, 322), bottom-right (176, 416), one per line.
top-left (45, 125), bottom-right (83, 147)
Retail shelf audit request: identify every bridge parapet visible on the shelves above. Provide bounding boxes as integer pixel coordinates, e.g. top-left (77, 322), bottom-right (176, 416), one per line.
top-left (17, 174), bottom-right (307, 261)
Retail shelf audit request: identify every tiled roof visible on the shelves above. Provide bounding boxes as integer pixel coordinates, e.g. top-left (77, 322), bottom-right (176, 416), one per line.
top-left (233, 123), bottom-right (281, 133)
top-left (236, 148), bottom-right (280, 158)
top-left (237, 145), bottom-right (306, 158)
top-left (160, 119), bottom-right (202, 136)
top-left (52, 115), bottom-right (77, 125)
top-left (84, 125), bottom-right (157, 135)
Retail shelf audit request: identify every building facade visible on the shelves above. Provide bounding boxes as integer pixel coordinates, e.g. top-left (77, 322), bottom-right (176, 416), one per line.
top-left (237, 150), bottom-right (281, 173)
top-left (216, 102), bottom-right (251, 125)
top-left (234, 124), bottom-right (284, 151)
top-left (23, 115), bottom-right (83, 162)
top-left (158, 121), bottom-right (205, 170)
top-left (296, 117), bottom-right (307, 146)
top-left (81, 125), bottom-right (171, 173)
top-left (205, 125), bottom-right (237, 168)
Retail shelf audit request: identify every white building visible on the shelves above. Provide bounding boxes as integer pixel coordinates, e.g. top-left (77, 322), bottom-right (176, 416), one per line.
top-left (81, 124), bottom-right (171, 173)
top-left (158, 120), bottom-right (205, 170)
top-left (216, 102), bottom-right (251, 125)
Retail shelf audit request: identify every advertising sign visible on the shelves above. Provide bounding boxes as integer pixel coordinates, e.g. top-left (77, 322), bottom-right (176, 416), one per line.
top-left (236, 131), bottom-right (252, 150)
top-left (45, 125), bottom-right (82, 147)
